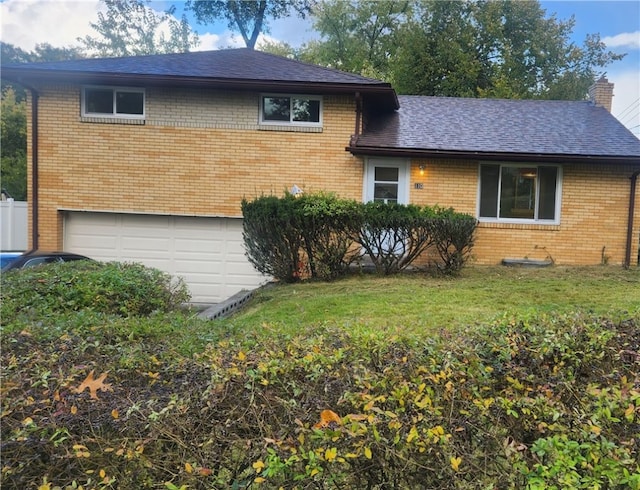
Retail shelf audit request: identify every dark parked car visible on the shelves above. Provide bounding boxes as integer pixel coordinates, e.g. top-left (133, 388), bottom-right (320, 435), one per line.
top-left (1, 251), bottom-right (92, 271)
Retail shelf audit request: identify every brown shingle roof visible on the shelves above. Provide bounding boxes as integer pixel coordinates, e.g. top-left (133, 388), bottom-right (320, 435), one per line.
top-left (1, 48), bottom-right (398, 109)
top-left (352, 95), bottom-right (640, 163)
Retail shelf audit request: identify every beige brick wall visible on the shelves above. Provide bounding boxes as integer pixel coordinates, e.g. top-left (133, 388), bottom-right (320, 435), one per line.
top-left (409, 159), bottom-right (640, 266)
top-left (26, 85), bottom-right (639, 266)
top-left (27, 85), bottom-right (364, 250)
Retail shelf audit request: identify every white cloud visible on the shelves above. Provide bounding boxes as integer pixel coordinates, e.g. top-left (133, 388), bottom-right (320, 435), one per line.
top-left (192, 30), bottom-right (245, 51)
top-left (610, 69), bottom-right (640, 137)
top-left (603, 31), bottom-right (640, 50)
top-left (0, 0), bottom-right (104, 50)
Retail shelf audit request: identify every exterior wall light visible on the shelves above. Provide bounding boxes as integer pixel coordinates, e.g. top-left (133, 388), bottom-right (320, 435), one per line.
top-left (419, 164), bottom-right (426, 176)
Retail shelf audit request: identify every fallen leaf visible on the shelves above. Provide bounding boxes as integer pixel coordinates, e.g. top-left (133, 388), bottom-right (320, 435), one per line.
top-left (314, 409), bottom-right (341, 429)
top-left (73, 370), bottom-right (113, 399)
top-left (324, 447), bottom-right (338, 461)
top-left (450, 456), bottom-right (462, 471)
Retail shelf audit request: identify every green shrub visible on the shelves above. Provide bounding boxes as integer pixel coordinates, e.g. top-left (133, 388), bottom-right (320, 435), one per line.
top-left (297, 193), bottom-right (362, 280)
top-left (242, 193), bottom-right (304, 282)
top-left (356, 201), bottom-right (436, 274)
top-left (0, 260), bottom-right (190, 324)
top-left (242, 194), bottom-right (476, 280)
top-left (430, 207), bottom-right (478, 274)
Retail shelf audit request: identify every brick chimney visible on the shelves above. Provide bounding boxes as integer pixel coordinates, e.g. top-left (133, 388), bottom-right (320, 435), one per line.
top-left (588, 76), bottom-right (614, 112)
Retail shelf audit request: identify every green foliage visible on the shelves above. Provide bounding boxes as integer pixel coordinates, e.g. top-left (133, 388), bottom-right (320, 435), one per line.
top-left (78, 0), bottom-right (199, 57)
top-left (0, 87), bottom-right (27, 200)
top-left (1, 308), bottom-right (638, 489)
top-left (2, 42), bottom-right (87, 200)
top-left (242, 193), bottom-right (477, 281)
top-left (188, 0), bottom-right (311, 49)
top-left (430, 208), bottom-right (478, 274)
top-left (303, 0), bottom-right (624, 100)
top-left (1, 260), bottom-right (190, 323)
top-left (297, 193), bottom-right (362, 279)
top-left (241, 193), bottom-right (305, 282)
top-left (302, 0), bottom-right (411, 80)
top-left (357, 201), bottom-right (436, 274)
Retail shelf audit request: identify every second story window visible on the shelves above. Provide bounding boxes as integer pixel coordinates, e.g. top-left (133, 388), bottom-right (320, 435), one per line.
top-left (82, 86), bottom-right (145, 119)
top-left (260, 95), bottom-right (322, 125)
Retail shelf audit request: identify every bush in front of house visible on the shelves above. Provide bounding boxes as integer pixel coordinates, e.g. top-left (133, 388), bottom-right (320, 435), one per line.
top-left (242, 193), bottom-right (478, 281)
top-left (430, 207), bottom-right (478, 274)
top-left (297, 192), bottom-right (363, 279)
top-left (356, 201), bottom-right (437, 274)
top-left (241, 193), bottom-right (305, 283)
top-left (0, 260), bottom-right (190, 324)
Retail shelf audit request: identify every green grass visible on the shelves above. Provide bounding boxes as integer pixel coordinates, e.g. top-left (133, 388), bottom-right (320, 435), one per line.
top-left (218, 266), bottom-right (640, 339)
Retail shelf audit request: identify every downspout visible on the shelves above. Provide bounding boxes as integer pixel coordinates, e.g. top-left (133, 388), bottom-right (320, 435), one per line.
top-left (624, 170), bottom-right (640, 269)
top-left (351, 91), bottom-right (362, 147)
top-left (30, 88), bottom-right (40, 251)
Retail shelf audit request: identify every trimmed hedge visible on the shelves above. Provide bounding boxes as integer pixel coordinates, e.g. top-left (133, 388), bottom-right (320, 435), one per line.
top-left (241, 193), bottom-right (478, 281)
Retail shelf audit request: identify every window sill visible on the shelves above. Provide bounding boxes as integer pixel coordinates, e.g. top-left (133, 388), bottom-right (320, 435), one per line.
top-left (478, 221), bottom-right (560, 231)
top-left (258, 124), bottom-right (322, 133)
top-left (80, 116), bottom-right (145, 125)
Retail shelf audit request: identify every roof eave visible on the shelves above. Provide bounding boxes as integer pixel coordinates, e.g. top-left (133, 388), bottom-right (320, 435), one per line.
top-left (347, 145), bottom-right (640, 165)
top-left (1, 68), bottom-right (400, 109)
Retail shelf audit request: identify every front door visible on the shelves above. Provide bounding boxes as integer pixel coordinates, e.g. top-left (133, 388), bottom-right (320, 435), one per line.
top-left (364, 158), bottom-right (409, 204)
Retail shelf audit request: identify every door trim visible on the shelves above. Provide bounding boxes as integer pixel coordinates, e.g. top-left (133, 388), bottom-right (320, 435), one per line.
top-left (363, 157), bottom-right (410, 204)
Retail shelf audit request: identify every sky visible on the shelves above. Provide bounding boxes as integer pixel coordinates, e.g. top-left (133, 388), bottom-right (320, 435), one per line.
top-left (1, 0), bottom-right (639, 136)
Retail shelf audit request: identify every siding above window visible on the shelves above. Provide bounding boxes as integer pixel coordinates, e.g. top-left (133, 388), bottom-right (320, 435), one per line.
top-left (81, 86), bottom-right (145, 120)
top-left (259, 94), bottom-right (322, 127)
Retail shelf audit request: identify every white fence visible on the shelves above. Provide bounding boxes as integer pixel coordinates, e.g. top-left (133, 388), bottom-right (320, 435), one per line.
top-left (0, 200), bottom-right (28, 251)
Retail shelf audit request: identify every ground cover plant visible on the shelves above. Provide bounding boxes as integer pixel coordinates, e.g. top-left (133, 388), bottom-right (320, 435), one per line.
top-left (1, 263), bottom-right (639, 489)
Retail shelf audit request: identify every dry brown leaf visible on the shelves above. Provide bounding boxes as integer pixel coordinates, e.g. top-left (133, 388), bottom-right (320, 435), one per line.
top-left (73, 370), bottom-right (112, 399)
top-left (313, 409), bottom-right (341, 429)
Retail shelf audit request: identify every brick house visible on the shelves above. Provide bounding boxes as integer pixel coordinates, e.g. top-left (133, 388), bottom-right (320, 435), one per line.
top-left (2, 49), bottom-right (640, 303)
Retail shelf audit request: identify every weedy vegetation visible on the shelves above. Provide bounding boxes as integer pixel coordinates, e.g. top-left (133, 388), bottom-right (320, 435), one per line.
top-left (1, 261), bottom-right (639, 489)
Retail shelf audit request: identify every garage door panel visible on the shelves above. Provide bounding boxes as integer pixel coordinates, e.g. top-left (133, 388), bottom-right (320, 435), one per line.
top-left (64, 212), bottom-right (266, 304)
top-left (121, 237), bottom-right (172, 251)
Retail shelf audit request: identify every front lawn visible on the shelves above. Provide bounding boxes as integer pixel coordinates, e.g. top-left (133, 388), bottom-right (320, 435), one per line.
top-left (1, 263), bottom-right (638, 489)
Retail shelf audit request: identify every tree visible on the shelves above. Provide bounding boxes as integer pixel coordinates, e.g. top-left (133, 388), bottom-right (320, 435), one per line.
top-left (303, 0), bottom-right (624, 101)
top-left (301, 0), bottom-right (411, 80)
top-left (1, 87), bottom-right (27, 200)
top-left (78, 0), bottom-right (199, 57)
top-left (1, 42), bottom-right (87, 201)
top-left (392, 0), bottom-right (624, 99)
top-left (188, 0), bottom-right (312, 50)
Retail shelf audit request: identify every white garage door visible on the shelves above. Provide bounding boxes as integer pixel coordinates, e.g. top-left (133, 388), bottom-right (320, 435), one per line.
top-left (64, 212), bottom-right (266, 304)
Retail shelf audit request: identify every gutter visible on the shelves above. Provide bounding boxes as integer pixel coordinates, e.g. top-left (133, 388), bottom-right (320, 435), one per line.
top-left (624, 170), bottom-right (640, 268)
top-left (346, 145), bottom-right (640, 166)
top-left (1, 69), bottom-right (400, 110)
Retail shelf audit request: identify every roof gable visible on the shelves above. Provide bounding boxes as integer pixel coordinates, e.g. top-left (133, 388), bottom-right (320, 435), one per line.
top-left (353, 95), bottom-right (640, 162)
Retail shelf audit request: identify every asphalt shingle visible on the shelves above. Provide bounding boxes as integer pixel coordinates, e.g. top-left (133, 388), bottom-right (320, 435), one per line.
top-left (357, 95), bottom-right (640, 158)
top-left (2, 48), bottom-right (386, 86)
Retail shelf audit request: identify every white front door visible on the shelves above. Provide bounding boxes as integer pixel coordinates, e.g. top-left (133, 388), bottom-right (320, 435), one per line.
top-left (364, 158), bottom-right (410, 204)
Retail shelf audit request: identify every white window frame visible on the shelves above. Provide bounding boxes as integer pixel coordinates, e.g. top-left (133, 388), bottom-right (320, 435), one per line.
top-left (363, 158), bottom-right (410, 204)
top-left (477, 163), bottom-right (563, 225)
top-left (259, 94), bottom-right (323, 127)
top-left (81, 86), bottom-right (146, 120)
